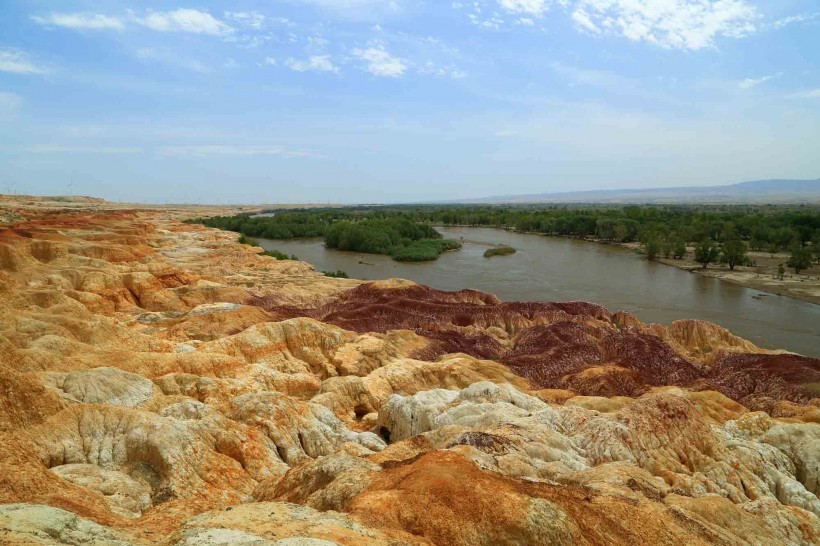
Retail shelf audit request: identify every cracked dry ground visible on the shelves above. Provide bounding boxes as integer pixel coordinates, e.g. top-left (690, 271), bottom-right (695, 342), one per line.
top-left (0, 205), bottom-right (818, 546)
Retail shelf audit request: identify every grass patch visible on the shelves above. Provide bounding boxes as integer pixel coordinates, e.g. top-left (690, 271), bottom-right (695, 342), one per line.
top-left (262, 249), bottom-right (299, 261)
top-left (484, 246), bottom-right (516, 258)
top-left (238, 234), bottom-right (260, 247)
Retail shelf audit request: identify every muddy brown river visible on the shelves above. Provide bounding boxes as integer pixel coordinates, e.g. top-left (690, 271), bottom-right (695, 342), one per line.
top-left (256, 226), bottom-right (820, 357)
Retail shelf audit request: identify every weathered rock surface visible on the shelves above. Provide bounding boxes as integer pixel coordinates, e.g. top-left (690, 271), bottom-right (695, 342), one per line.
top-left (0, 199), bottom-right (817, 545)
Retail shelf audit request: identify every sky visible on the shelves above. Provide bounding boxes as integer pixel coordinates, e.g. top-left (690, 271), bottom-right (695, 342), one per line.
top-left (0, 0), bottom-right (819, 204)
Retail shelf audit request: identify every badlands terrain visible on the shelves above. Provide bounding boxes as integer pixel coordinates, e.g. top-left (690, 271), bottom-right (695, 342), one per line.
top-left (0, 196), bottom-right (818, 545)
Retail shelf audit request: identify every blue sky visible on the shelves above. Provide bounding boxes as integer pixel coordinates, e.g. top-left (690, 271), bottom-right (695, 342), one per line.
top-left (0, 0), bottom-right (818, 203)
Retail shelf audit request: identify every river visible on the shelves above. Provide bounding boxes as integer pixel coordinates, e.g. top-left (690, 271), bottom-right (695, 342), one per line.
top-left (256, 226), bottom-right (820, 357)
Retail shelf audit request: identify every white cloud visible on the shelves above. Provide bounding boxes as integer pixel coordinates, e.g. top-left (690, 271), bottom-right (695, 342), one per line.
top-left (574, 0), bottom-right (759, 50)
top-left (499, 0), bottom-right (550, 16)
top-left (285, 55), bottom-right (339, 73)
top-left (738, 74), bottom-right (778, 90)
top-left (353, 46), bottom-right (407, 77)
top-left (31, 12), bottom-right (125, 30)
top-left (135, 48), bottom-right (210, 73)
top-left (160, 145), bottom-right (317, 157)
top-left (417, 61), bottom-right (467, 79)
top-left (294, 0), bottom-right (403, 18)
top-left (473, 0), bottom-right (760, 49)
top-left (0, 49), bottom-right (48, 75)
top-left (263, 57), bottom-right (278, 66)
top-left (134, 9), bottom-right (233, 36)
top-left (27, 145), bottom-right (143, 154)
top-left (571, 10), bottom-right (600, 33)
top-left (787, 88), bottom-right (820, 100)
top-left (769, 12), bottom-right (819, 30)
top-left (224, 11), bottom-right (265, 29)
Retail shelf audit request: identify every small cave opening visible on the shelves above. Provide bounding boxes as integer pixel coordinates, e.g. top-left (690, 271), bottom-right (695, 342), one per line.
top-left (378, 426), bottom-right (391, 444)
top-left (353, 404), bottom-right (369, 419)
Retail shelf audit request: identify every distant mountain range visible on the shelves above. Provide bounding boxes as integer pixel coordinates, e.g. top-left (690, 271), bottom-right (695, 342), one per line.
top-left (460, 179), bottom-right (820, 205)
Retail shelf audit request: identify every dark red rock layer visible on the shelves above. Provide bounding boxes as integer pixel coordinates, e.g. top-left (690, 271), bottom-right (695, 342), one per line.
top-left (255, 282), bottom-right (820, 407)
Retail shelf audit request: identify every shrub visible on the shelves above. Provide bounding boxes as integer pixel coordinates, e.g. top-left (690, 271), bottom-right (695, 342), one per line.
top-left (391, 239), bottom-right (462, 262)
top-left (787, 247), bottom-right (813, 274)
top-left (238, 234), bottom-right (260, 247)
top-left (484, 246), bottom-right (516, 258)
top-left (262, 249), bottom-right (296, 260)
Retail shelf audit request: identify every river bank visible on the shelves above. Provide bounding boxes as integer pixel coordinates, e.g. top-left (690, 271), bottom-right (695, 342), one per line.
top-left (475, 226), bottom-right (820, 307)
top-left (613, 241), bottom-right (820, 306)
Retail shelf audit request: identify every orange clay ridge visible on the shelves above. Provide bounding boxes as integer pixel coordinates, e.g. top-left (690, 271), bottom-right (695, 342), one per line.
top-left (0, 196), bottom-right (817, 545)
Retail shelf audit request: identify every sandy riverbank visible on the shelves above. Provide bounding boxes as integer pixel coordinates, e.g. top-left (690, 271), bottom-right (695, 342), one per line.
top-left (617, 241), bottom-right (820, 306)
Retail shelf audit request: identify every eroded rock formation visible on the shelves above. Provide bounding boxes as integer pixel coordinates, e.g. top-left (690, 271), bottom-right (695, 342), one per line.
top-left (0, 199), bottom-right (817, 545)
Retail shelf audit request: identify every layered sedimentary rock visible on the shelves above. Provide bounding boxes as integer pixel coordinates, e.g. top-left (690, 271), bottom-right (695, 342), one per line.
top-left (0, 199), bottom-right (818, 545)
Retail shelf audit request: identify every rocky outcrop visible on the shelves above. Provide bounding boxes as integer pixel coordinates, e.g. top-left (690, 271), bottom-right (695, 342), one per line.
top-left (0, 200), bottom-right (817, 545)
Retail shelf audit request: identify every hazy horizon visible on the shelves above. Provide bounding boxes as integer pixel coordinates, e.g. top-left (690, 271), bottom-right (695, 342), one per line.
top-left (1, 0), bottom-right (819, 203)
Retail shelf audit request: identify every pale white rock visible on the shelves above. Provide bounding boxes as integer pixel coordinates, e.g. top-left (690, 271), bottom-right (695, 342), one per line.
top-left (42, 367), bottom-right (155, 408)
top-left (50, 463), bottom-right (152, 518)
top-left (0, 504), bottom-right (137, 545)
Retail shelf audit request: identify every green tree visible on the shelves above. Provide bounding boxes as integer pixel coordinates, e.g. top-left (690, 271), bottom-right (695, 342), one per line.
top-left (672, 241), bottom-right (686, 259)
top-left (613, 223), bottom-right (629, 242)
top-left (645, 240), bottom-right (661, 261)
top-left (777, 264), bottom-right (785, 280)
top-left (694, 241), bottom-right (719, 269)
top-left (719, 240), bottom-right (747, 271)
top-left (774, 227), bottom-right (799, 250)
top-left (767, 244), bottom-right (779, 259)
top-left (595, 219), bottom-right (615, 241)
top-left (786, 247), bottom-right (813, 274)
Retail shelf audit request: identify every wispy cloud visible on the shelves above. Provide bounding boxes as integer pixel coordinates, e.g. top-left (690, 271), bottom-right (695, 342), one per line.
top-left (159, 145), bottom-right (319, 157)
top-left (0, 48), bottom-right (49, 75)
top-left (569, 0), bottom-right (759, 50)
top-left (787, 88), bottom-right (820, 100)
top-left (571, 10), bottom-right (600, 33)
top-left (134, 9), bottom-right (234, 36)
top-left (224, 11), bottom-right (266, 29)
top-left (768, 12), bottom-right (820, 30)
top-left (353, 46), bottom-right (407, 77)
top-left (135, 48), bottom-right (211, 73)
top-left (417, 61), bottom-right (466, 79)
top-left (26, 145), bottom-right (143, 154)
top-left (285, 55), bottom-right (339, 73)
top-left (293, 0), bottom-right (404, 21)
top-left (738, 73), bottom-right (779, 89)
top-left (32, 9), bottom-right (234, 36)
top-left (499, 0), bottom-right (549, 16)
top-left (477, 0), bottom-right (760, 50)
top-left (31, 12), bottom-right (125, 30)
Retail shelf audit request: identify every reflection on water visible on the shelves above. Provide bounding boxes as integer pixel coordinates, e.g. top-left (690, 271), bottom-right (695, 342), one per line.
top-left (256, 226), bottom-right (820, 357)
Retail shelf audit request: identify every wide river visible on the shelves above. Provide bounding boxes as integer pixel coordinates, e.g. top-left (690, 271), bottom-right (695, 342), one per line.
top-left (256, 226), bottom-right (820, 357)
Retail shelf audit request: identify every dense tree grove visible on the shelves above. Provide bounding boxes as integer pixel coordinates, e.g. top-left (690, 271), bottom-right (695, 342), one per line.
top-left (189, 203), bottom-right (819, 268)
top-left (189, 212), bottom-right (461, 261)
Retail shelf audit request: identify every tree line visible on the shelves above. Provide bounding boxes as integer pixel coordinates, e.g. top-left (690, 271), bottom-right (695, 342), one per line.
top-left (189, 213), bottom-right (462, 262)
top-left (188, 204), bottom-right (819, 271)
